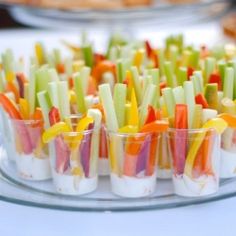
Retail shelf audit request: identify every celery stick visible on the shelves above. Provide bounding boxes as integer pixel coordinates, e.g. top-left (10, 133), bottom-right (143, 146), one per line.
top-left (143, 75), bottom-right (152, 97)
top-left (58, 81), bottom-right (70, 119)
top-left (108, 46), bottom-right (118, 62)
top-left (140, 84), bottom-right (157, 126)
top-left (177, 67), bottom-right (187, 86)
top-left (150, 68), bottom-right (160, 108)
top-left (202, 109), bottom-right (217, 123)
top-left (221, 97), bottom-right (236, 115)
top-left (204, 83), bottom-right (218, 110)
top-left (87, 108), bottom-right (102, 177)
top-left (35, 66), bottom-right (51, 93)
top-left (48, 82), bottom-right (60, 110)
top-left (204, 57), bottom-right (216, 84)
top-left (0, 71), bottom-right (4, 92)
top-left (164, 61), bottom-right (176, 88)
top-left (1, 49), bottom-right (14, 76)
top-left (184, 81), bottom-right (195, 128)
top-left (46, 54), bottom-right (55, 68)
top-left (37, 91), bottom-right (52, 127)
top-left (74, 72), bottom-right (87, 114)
top-left (181, 50), bottom-right (191, 67)
top-left (98, 84), bottom-right (119, 132)
top-left (162, 87), bottom-right (176, 118)
top-left (189, 49), bottom-right (199, 69)
top-left (80, 66), bottom-right (91, 94)
top-left (130, 66), bottom-right (142, 105)
top-left (116, 59), bottom-right (131, 83)
top-left (173, 86), bottom-right (185, 104)
top-left (158, 48), bottom-right (165, 76)
top-left (29, 65), bottom-right (36, 115)
top-left (192, 104), bottom-right (203, 129)
top-left (223, 67), bottom-right (234, 100)
top-left (193, 71), bottom-right (204, 93)
top-left (169, 46), bottom-right (178, 71)
top-left (227, 60), bottom-right (236, 99)
top-left (102, 72), bottom-right (115, 90)
top-left (113, 83), bottom-right (127, 128)
top-left (218, 60), bottom-right (226, 86)
top-left (48, 68), bottom-right (59, 82)
top-left (82, 43), bottom-right (94, 67)
top-left (217, 91), bottom-right (223, 111)
top-left (53, 48), bottom-right (61, 65)
top-left (64, 57), bottom-right (73, 77)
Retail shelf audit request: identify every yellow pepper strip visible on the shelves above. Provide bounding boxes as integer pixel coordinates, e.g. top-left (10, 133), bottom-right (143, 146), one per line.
top-left (69, 90), bottom-right (77, 104)
top-left (128, 89), bottom-right (139, 127)
top-left (133, 49), bottom-right (145, 70)
top-left (42, 122), bottom-right (71, 143)
top-left (119, 125), bottom-right (138, 134)
top-left (6, 71), bottom-right (15, 83)
top-left (35, 43), bottom-right (44, 65)
top-left (19, 98), bottom-right (30, 119)
top-left (76, 116), bottom-right (94, 132)
top-left (218, 113), bottom-right (236, 128)
top-left (184, 118), bottom-right (228, 178)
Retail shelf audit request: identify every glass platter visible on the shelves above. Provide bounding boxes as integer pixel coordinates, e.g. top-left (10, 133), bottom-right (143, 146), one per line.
top-left (0, 0), bottom-right (232, 29)
top-left (0, 147), bottom-right (236, 212)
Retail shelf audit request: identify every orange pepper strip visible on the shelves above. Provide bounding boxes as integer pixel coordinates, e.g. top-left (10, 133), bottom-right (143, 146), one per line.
top-left (5, 82), bottom-right (20, 103)
top-left (218, 113), bottom-right (236, 128)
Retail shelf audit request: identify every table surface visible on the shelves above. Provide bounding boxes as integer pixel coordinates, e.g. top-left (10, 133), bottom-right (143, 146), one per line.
top-left (0, 21), bottom-right (235, 236)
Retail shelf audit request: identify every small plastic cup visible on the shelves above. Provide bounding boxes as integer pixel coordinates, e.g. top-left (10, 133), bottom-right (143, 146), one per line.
top-left (49, 118), bottom-right (99, 195)
top-left (220, 127), bottom-right (236, 178)
top-left (167, 128), bottom-right (220, 197)
top-left (11, 118), bottom-right (51, 180)
top-left (0, 107), bottom-right (16, 162)
top-left (107, 131), bottom-right (160, 198)
top-left (98, 124), bottom-right (109, 176)
top-left (157, 133), bottom-right (172, 179)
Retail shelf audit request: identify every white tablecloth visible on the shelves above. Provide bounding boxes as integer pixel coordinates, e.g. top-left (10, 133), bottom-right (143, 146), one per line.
top-left (0, 23), bottom-right (234, 236)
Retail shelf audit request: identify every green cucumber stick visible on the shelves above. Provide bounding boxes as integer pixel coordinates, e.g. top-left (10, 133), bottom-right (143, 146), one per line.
top-left (204, 83), bottom-right (218, 110)
top-left (0, 71), bottom-right (4, 92)
top-left (98, 84), bottom-right (119, 132)
top-left (158, 48), bottom-right (165, 76)
top-left (58, 81), bottom-right (70, 119)
top-left (227, 60), bottom-right (236, 99)
top-left (177, 67), bottom-right (187, 86)
top-left (191, 75), bottom-right (202, 95)
top-left (223, 67), bottom-right (234, 100)
top-left (113, 83), bottom-right (127, 128)
top-left (140, 84), bottom-right (157, 126)
top-left (162, 87), bottom-right (176, 118)
top-left (150, 68), bottom-right (160, 108)
top-left (184, 81), bottom-right (195, 128)
top-left (37, 91), bottom-right (52, 128)
top-left (29, 65), bottom-right (36, 115)
top-left (193, 71), bottom-right (204, 93)
top-left (48, 82), bottom-right (60, 110)
top-left (82, 43), bottom-right (94, 67)
top-left (73, 72), bottom-right (87, 114)
top-left (218, 60), bottom-right (226, 85)
top-left (87, 108), bottom-right (102, 176)
top-left (164, 61), bottom-right (176, 88)
top-left (80, 66), bottom-right (91, 94)
top-left (130, 66), bottom-right (142, 105)
top-left (48, 68), bottom-right (59, 82)
top-left (173, 86), bottom-right (185, 104)
top-left (204, 57), bottom-right (216, 84)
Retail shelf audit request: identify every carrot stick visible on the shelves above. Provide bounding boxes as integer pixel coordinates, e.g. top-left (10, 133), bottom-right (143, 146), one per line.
top-left (5, 82), bottom-right (20, 103)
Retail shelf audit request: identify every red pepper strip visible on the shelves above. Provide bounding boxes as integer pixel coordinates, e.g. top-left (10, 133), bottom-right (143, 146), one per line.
top-left (5, 82), bottom-right (20, 103)
top-left (195, 93), bottom-right (209, 108)
top-left (145, 40), bottom-right (153, 58)
top-left (209, 73), bottom-right (222, 90)
top-left (49, 106), bottom-right (61, 126)
top-left (144, 105), bottom-right (156, 125)
top-left (187, 67), bottom-right (194, 80)
top-left (173, 104), bottom-right (188, 175)
top-left (0, 93), bottom-right (22, 119)
top-left (16, 73), bottom-right (27, 98)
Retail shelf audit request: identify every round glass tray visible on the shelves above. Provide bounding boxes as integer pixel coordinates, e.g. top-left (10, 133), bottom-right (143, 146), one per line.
top-left (0, 149), bottom-right (236, 212)
top-left (1, 0), bottom-right (232, 30)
